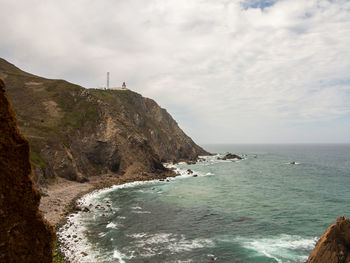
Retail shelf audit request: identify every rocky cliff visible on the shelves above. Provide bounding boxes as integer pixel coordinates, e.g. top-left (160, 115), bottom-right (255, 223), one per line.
top-left (0, 58), bottom-right (208, 186)
top-left (0, 79), bottom-right (55, 262)
top-left (307, 216), bottom-right (350, 263)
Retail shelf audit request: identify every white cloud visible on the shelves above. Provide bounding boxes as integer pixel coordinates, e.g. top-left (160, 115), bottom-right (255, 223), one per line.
top-left (1, 0), bottom-right (350, 143)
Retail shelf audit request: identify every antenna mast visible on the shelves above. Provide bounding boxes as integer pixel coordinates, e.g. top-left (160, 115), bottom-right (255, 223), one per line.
top-left (107, 72), bottom-right (110, 89)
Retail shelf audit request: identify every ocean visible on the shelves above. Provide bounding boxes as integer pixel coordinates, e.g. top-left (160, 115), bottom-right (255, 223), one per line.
top-left (58, 144), bottom-right (350, 263)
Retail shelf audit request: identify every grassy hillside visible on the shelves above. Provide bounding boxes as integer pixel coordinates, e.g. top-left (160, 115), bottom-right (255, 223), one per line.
top-left (0, 58), bottom-right (208, 186)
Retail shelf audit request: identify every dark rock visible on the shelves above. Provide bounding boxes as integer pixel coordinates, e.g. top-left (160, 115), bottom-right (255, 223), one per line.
top-left (289, 161), bottom-right (296, 165)
top-left (187, 169), bottom-right (193, 174)
top-left (0, 78), bottom-right (55, 262)
top-left (82, 207), bottom-right (90, 212)
top-left (77, 174), bottom-right (89, 183)
top-left (206, 254), bottom-right (217, 262)
top-left (193, 174), bottom-right (198, 177)
top-left (81, 252), bottom-right (88, 257)
top-left (219, 153), bottom-right (243, 160)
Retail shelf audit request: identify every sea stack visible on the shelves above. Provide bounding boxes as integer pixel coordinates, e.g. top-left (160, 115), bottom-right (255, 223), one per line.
top-left (0, 79), bottom-right (55, 263)
top-left (307, 216), bottom-right (350, 263)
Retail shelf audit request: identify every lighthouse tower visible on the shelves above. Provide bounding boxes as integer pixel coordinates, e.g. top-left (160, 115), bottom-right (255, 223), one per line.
top-left (122, 82), bottom-right (126, 90)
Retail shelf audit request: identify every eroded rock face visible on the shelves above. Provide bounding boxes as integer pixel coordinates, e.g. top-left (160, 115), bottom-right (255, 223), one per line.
top-left (307, 216), bottom-right (350, 263)
top-left (0, 58), bottom-right (209, 185)
top-left (0, 79), bottom-right (55, 263)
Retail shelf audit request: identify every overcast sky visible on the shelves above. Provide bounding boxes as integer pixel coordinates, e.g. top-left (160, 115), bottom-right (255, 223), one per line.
top-left (1, 0), bottom-right (350, 144)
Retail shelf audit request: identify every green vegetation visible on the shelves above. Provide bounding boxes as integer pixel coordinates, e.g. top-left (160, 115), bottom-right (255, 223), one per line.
top-left (62, 138), bottom-right (70, 148)
top-left (30, 150), bottom-right (49, 168)
top-left (63, 111), bottom-right (84, 128)
top-left (53, 240), bottom-right (68, 263)
top-left (92, 163), bottom-right (102, 174)
top-left (90, 89), bottom-right (132, 104)
top-left (34, 124), bottom-right (60, 135)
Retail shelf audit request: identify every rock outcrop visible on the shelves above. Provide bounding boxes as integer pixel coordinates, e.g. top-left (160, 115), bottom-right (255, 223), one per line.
top-left (218, 153), bottom-right (243, 160)
top-left (307, 216), bottom-right (350, 263)
top-left (0, 58), bottom-right (208, 186)
top-left (0, 79), bottom-right (55, 263)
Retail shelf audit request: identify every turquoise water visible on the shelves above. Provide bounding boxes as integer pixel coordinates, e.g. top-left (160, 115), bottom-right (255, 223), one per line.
top-left (59, 144), bottom-right (350, 263)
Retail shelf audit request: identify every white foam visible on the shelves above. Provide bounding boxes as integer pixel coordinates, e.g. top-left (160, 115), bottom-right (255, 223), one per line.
top-left (58, 158), bottom-right (217, 262)
top-left (132, 210), bottom-right (151, 214)
top-left (59, 213), bottom-right (126, 263)
top-left (58, 213), bottom-right (105, 263)
top-left (106, 222), bottom-right (118, 229)
top-left (127, 232), bottom-right (147, 238)
top-left (164, 165), bottom-right (214, 181)
top-left (113, 250), bottom-right (126, 263)
top-left (235, 234), bottom-right (317, 262)
top-left (128, 232), bottom-right (215, 257)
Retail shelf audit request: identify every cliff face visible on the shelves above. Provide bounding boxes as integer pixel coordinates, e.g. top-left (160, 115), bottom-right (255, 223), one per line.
top-left (0, 79), bottom-right (55, 262)
top-left (0, 58), bottom-right (208, 186)
top-left (307, 216), bottom-right (350, 263)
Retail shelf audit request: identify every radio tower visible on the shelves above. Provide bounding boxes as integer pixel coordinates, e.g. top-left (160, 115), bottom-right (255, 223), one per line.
top-left (107, 72), bottom-right (110, 89)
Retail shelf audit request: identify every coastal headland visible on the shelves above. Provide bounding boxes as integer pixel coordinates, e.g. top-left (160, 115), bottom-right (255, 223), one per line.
top-left (0, 57), bottom-right (207, 262)
top-left (0, 57), bottom-right (208, 225)
top-left (1, 58), bottom-right (349, 262)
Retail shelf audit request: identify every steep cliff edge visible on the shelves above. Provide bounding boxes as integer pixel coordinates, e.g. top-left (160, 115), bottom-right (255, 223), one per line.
top-left (307, 216), bottom-right (350, 263)
top-left (0, 79), bottom-right (55, 262)
top-left (0, 58), bottom-right (208, 186)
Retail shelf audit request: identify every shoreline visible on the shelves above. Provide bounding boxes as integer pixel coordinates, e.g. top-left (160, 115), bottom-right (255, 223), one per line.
top-left (40, 171), bottom-right (178, 262)
top-left (39, 170), bottom-right (177, 228)
top-left (41, 158), bottom-right (209, 262)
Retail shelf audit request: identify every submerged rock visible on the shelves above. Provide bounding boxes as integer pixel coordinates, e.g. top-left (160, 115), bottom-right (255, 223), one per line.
top-left (307, 216), bottom-right (350, 263)
top-left (187, 169), bottom-right (193, 174)
top-left (0, 79), bottom-right (55, 262)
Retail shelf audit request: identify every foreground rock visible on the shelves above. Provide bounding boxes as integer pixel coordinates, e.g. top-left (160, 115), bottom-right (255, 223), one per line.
top-left (0, 79), bottom-right (55, 263)
top-left (307, 216), bottom-right (350, 263)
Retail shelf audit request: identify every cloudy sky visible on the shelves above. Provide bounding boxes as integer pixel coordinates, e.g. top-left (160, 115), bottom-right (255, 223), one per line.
top-left (1, 0), bottom-right (350, 144)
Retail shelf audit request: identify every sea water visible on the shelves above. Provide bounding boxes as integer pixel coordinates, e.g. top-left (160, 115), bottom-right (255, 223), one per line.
top-left (58, 144), bottom-right (350, 263)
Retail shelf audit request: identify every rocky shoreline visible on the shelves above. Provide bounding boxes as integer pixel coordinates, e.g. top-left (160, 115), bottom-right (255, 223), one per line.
top-left (44, 166), bottom-right (183, 262)
top-left (40, 169), bottom-right (178, 227)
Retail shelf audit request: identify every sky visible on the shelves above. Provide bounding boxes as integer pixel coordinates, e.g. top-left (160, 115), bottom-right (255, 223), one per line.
top-left (1, 0), bottom-right (350, 144)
